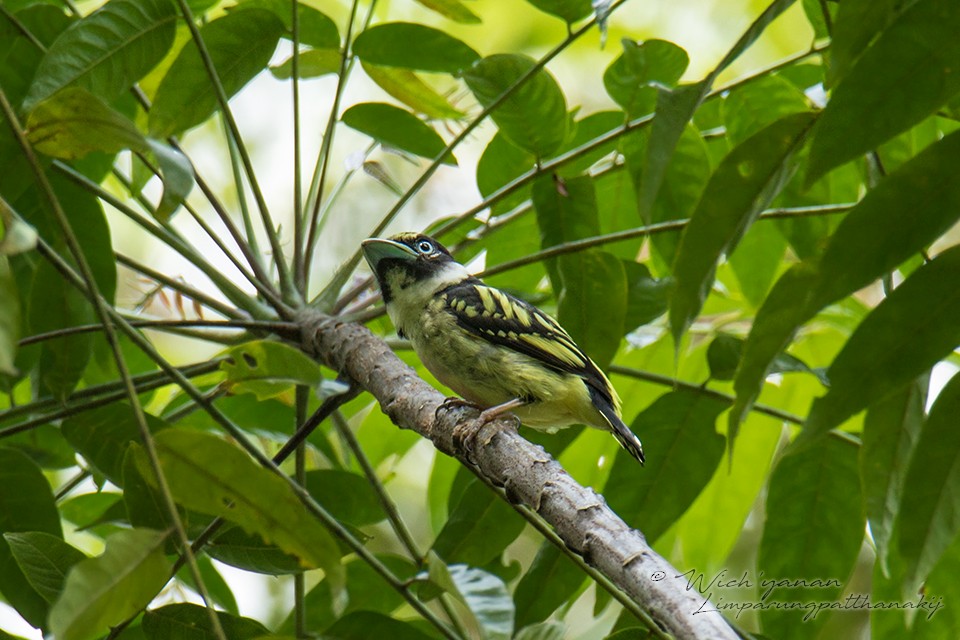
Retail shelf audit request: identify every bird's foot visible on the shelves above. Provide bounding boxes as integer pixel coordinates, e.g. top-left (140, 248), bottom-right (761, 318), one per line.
top-left (435, 396), bottom-right (481, 421)
top-left (450, 399), bottom-right (522, 461)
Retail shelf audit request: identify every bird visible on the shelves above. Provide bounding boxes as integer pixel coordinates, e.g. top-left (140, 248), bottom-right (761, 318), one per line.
top-left (361, 232), bottom-right (644, 465)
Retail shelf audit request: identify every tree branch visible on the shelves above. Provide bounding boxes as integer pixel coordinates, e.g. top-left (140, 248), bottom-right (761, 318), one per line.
top-left (297, 310), bottom-right (739, 640)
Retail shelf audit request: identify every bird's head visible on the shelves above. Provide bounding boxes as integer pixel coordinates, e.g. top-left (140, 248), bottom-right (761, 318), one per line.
top-left (361, 233), bottom-right (470, 305)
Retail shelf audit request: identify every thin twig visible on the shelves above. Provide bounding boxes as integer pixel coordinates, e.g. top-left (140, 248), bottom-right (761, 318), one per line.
top-left (172, 0), bottom-right (298, 302)
top-left (302, 0), bottom-right (364, 291)
top-left (18, 319), bottom-right (298, 347)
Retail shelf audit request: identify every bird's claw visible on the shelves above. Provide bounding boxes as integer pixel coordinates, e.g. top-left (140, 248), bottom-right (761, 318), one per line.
top-left (450, 405), bottom-right (520, 462)
top-left (435, 396), bottom-right (481, 421)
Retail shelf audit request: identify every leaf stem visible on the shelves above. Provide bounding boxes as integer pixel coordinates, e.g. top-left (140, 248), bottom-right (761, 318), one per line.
top-left (18, 318), bottom-right (297, 347)
top-left (479, 203), bottom-right (855, 278)
top-left (294, 386), bottom-right (308, 639)
top-left (301, 0), bottom-right (365, 293)
top-left (172, 0), bottom-right (298, 304)
top-left (52, 161), bottom-right (270, 318)
top-left (0, 361), bottom-right (223, 433)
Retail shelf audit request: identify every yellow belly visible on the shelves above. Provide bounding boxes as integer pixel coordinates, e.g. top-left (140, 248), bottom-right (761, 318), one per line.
top-left (409, 310), bottom-right (607, 432)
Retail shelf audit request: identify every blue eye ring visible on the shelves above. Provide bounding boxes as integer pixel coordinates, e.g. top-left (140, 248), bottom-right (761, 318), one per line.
top-left (417, 240), bottom-right (434, 254)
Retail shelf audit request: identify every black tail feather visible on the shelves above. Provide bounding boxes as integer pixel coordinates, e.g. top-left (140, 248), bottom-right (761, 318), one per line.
top-left (591, 389), bottom-right (645, 465)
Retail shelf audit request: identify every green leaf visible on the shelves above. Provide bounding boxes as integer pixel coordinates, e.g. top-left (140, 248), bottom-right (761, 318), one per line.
top-left (152, 429), bottom-right (344, 587)
top-left (446, 565), bottom-right (514, 640)
top-left (23, 0), bottom-right (177, 110)
top-left (147, 140), bottom-right (194, 222)
top-left (143, 603), bottom-right (268, 640)
top-left (904, 533), bottom-right (960, 638)
top-left (638, 0), bottom-right (798, 218)
top-left (558, 110), bottom-right (626, 176)
top-left (514, 622), bottom-right (566, 640)
top-left (279, 555), bottom-right (415, 633)
top-left (669, 112), bottom-right (816, 343)
top-left (727, 221), bottom-right (786, 306)
top-left (603, 38), bottom-right (688, 117)
top-left (149, 9), bottom-right (284, 138)
top-left (622, 261), bottom-right (669, 332)
top-left (706, 333), bottom-right (827, 385)
top-left (49, 528), bottom-right (171, 640)
top-left (123, 446), bottom-right (171, 531)
top-left (557, 251), bottom-right (627, 370)
top-left (731, 129), bottom-right (960, 441)
top-left (894, 372), bottom-right (960, 593)
top-left (805, 246), bottom-right (960, 439)
top-left (432, 477), bottom-right (526, 566)
top-left (362, 63), bottom-right (464, 119)
top-left (526, 0), bottom-right (592, 24)
top-left (205, 526), bottom-right (303, 575)
top-left (606, 390), bottom-right (727, 541)
top-left (233, 0), bottom-right (339, 49)
top-left (807, 0), bottom-right (960, 183)
top-left (270, 48), bottom-right (340, 79)
top-left (412, 0), bottom-right (481, 23)
top-left (352, 23), bottom-right (480, 73)
top-left (513, 542), bottom-right (585, 629)
top-left (0, 257), bottom-right (20, 377)
top-left (533, 174), bottom-right (599, 291)
top-left (0, 447), bottom-right (62, 628)
top-left (860, 377), bottom-right (926, 576)
top-left (341, 103), bottom-right (456, 165)
top-left (4, 532), bottom-right (86, 603)
top-left (60, 493), bottom-right (124, 530)
top-left (220, 339), bottom-right (323, 399)
top-left (477, 131), bottom-right (534, 214)
top-left (808, 129), bottom-right (960, 312)
top-left (62, 402), bottom-right (169, 485)
top-left (463, 54), bottom-right (568, 158)
top-left (758, 437), bottom-right (863, 639)
top-left (827, 0), bottom-right (905, 87)
top-left (305, 469), bottom-right (384, 527)
top-left (624, 124), bottom-right (710, 264)
top-left (323, 611), bottom-right (435, 640)
top-left (729, 264), bottom-right (819, 449)
top-left (722, 75), bottom-right (810, 147)
top-left (25, 87), bottom-right (148, 160)
top-left (30, 260), bottom-right (95, 402)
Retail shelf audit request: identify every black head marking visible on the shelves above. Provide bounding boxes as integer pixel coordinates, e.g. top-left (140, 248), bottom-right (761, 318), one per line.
top-left (364, 233), bottom-right (457, 303)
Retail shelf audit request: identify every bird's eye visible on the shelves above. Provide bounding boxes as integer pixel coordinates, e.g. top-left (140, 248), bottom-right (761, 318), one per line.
top-left (417, 240), bottom-right (434, 254)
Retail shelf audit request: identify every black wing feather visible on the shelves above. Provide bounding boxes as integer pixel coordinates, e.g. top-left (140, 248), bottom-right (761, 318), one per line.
top-left (438, 279), bottom-right (616, 406)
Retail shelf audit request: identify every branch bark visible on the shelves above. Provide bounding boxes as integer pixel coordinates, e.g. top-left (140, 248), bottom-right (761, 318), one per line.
top-left (297, 310), bottom-right (738, 640)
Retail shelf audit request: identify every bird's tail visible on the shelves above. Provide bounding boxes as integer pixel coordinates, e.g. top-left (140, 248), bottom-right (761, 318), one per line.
top-left (593, 392), bottom-right (645, 465)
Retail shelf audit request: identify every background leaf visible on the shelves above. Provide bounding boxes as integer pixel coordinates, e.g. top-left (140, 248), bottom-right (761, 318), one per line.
top-left (758, 437), bottom-right (863, 639)
top-left (807, 0), bottom-right (960, 182)
top-left (149, 9), bottom-right (284, 138)
top-left (24, 0), bottom-right (176, 110)
top-left (606, 390), bottom-right (727, 542)
top-left (4, 532), bottom-right (86, 604)
top-left (341, 103), bottom-right (455, 164)
top-left (49, 528), bottom-right (171, 640)
top-left (463, 54), bottom-right (568, 158)
top-left (0, 447), bottom-right (62, 628)
top-left (352, 23), bottom-right (479, 74)
top-left (152, 429), bottom-right (344, 588)
top-left (898, 371), bottom-right (960, 593)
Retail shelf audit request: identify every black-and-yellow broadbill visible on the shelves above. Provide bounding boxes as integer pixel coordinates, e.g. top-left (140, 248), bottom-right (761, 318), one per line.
top-left (362, 232), bottom-right (644, 465)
